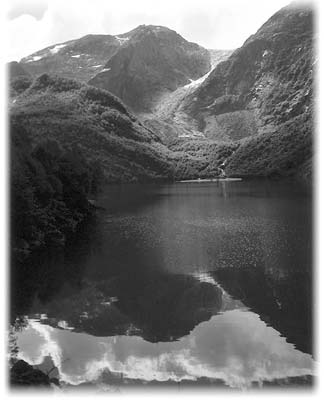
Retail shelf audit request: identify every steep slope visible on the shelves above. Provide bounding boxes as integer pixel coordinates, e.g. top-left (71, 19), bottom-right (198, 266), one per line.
top-left (225, 111), bottom-right (313, 178)
top-left (183, 4), bottom-right (313, 136)
top-left (19, 25), bottom-right (211, 114)
top-left (10, 74), bottom-right (174, 183)
top-left (10, 74), bottom-right (237, 258)
top-left (8, 61), bottom-right (30, 79)
top-left (141, 49), bottom-right (233, 143)
top-left (10, 74), bottom-right (176, 258)
top-left (208, 49), bottom-right (235, 67)
top-left (168, 138), bottom-right (239, 180)
top-left (20, 34), bottom-right (122, 82)
top-left (11, 120), bottom-right (99, 259)
top-left (89, 25), bottom-right (211, 112)
top-left (148, 50), bottom-right (233, 121)
top-left (179, 3), bottom-right (314, 177)
top-left (8, 62), bottom-right (33, 98)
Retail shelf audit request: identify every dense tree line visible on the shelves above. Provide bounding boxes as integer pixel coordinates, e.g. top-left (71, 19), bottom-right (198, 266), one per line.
top-left (11, 121), bottom-right (103, 260)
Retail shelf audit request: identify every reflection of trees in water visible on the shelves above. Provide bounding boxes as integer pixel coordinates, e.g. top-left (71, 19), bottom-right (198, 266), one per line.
top-left (10, 215), bottom-right (101, 324)
top-left (11, 208), bottom-right (224, 343)
top-left (17, 270), bottom-right (223, 343)
top-left (11, 181), bottom-right (312, 351)
top-left (212, 265), bottom-right (312, 355)
top-left (102, 271), bottom-right (223, 342)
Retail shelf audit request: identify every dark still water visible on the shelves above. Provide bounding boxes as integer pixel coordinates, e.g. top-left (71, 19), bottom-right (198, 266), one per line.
top-left (11, 180), bottom-right (314, 390)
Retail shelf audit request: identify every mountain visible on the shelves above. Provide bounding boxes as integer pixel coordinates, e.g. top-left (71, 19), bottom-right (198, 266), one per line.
top-left (141, 49), bottom-right (233, 142)
top-left (19, 25), bottom-right (211, 113)
top-left (10, 74), bottom-right (174, 183)
top-left (182, 4), bottom-right (313, 138)
top-left (9, 4), bottom-right (314, 262)
top-left (89, 25), bottom-right (211, 112)
top-left (10, 74), bottom-right (235, 258)
top-left (177, 3), bottom-right (314, 178)
top-left (208, 49), bottom-right (235, 67)
top-left (9, 74), bottom-right (173, 257)
top-left (8, 62), bottom-right (32, 97)
top-left (12, 3), bottom-right (315, 185)
top-left (20, 34), bottom-right (122, 82)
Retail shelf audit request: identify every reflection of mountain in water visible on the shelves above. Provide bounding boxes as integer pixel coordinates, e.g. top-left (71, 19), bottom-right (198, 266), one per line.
top-left (10, 216), bottom-right (99, 323)
top-left (11, 214), bottom-right (224, 342)
top-left (11, 180), bottom-right (313, 391)
top-left (21, 271), bottom-right (223, 343)
top-left (11, 181), bottom-right (312, 353)
top-left (212, 265), bottom-right (312, 355)
top-left (16, 308), bottom-right (314, 389)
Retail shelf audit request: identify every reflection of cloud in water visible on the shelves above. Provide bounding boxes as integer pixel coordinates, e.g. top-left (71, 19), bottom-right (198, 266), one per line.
top-left (18, 319), bottom-right (63, 369)
top-left (17, 310), bottom-right (314, 389)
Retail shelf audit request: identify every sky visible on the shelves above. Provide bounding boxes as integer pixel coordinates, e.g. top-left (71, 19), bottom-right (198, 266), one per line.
top-left (4, 0), bottom-right (302, 62)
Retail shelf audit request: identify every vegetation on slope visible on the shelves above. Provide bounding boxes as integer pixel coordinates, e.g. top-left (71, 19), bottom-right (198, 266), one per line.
top-left (11, 122), bottom-right (102, 260)
top-left (89, 25), bottom-right (211, 112)
top-left (10, 74), bottom-right (174, 183)
top-left (8, 61), bottom-right (30, 79)
top-left (169, 138), bottom-right (238, 180)
top-left (225, 111), bottom-right (313, 178)
top-left (20, 34), bottom-right (122, 82)
top-left (9, 74), bottom-right (175, 258)
top-left (180, 4), bottom-right (314, 178)
top-left (9, 76), bottom-right (33, 98)
top-left (10, 74), bottom-right (238, 257)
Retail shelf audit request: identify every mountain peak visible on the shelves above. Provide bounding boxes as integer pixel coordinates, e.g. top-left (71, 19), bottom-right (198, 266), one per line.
top-left (122, 24), bottom-right (171, 35)
top-left (89, 26), bottom-right (211, 112)
top-left (117, 24), bottom-right (178, 43)
top-left (19, 23), bottom-right (212, 112)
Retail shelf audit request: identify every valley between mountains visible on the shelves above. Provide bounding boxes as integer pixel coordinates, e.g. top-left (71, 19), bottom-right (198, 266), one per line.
top-left (9, 2), bottom-right (314, 257)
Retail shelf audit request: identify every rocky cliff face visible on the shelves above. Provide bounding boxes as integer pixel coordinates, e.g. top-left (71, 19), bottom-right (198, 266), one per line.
top-left (141, 49), bottom-right (233, 141)
top-left (182, 4), bottom-right (314, 141)
top-left (178, 3), bottom-right (314, 178)
top-left (89, 25), bottom-right (211, 112)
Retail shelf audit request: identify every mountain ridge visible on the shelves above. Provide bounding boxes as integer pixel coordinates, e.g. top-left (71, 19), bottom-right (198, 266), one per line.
top-left (11, 3), bottom-right (315, 182)
top-left (176, 3), bottom-right (314, 178)
top-left (17, 25), bottom-right (213, 113)
top-left (88, 24), bottom-right (211, 112)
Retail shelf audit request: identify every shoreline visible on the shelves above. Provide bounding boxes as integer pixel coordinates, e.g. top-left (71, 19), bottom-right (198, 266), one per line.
top-left (178, 178), bottom-right (243, 183)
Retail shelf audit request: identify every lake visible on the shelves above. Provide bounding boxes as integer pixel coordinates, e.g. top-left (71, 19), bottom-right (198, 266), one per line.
top-left (10, 180), bottom-right (314, 390)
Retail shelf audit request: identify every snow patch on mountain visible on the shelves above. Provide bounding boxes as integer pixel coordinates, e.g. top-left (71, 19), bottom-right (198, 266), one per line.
top-left (151, 66), bottom-right (214, 121)
top-left (184, 69), bottom-right (213, 89)
top-left (115, 36), bottom-right (129, 44)
top-left (50, 44), bottom-right (67, 55)
top-left (26, 55), bottom-right (43, 63)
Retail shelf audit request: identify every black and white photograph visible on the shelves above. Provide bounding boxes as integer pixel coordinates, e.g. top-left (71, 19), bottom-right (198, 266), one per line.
top-left (2, 0), bottom-right (321, 395)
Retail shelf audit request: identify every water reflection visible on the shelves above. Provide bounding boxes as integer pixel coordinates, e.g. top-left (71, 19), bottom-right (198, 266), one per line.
top-left (212, 265), bottom-right (312, 354)
top-left (17, 307), bottom-right (313, 389)
top-left (24, 272), bottom-right (223, 342)
top-left (11, 180), bottom-right (313, 389)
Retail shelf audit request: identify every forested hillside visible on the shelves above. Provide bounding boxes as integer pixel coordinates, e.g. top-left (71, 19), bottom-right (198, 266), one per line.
top-left (10, 74), bottom-right (172, 257)
top-left (182, 5), bottom-right (313, 177)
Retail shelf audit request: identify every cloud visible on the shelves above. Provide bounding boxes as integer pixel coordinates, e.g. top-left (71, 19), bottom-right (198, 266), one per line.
top-left (8, 0), bottom-right (48, 20)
